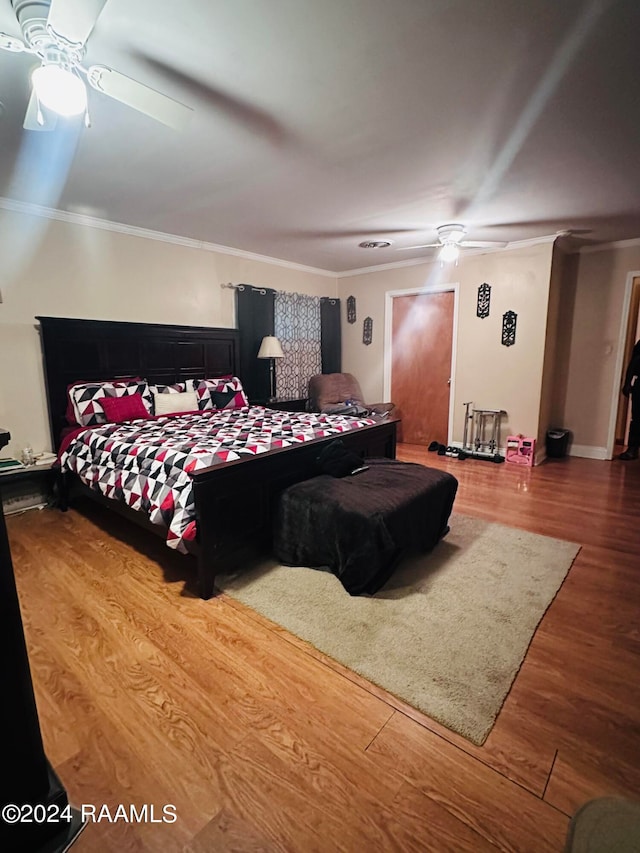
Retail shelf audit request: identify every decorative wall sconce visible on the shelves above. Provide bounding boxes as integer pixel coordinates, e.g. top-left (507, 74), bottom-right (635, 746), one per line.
top-left (347, 295), bottom-right (356, 324)
top-left (363, 316), bottom-right (373, 345)
top-left (501, 311), bottom-right (517, 347)
top-left (477, 283), bottom-right (491, 319)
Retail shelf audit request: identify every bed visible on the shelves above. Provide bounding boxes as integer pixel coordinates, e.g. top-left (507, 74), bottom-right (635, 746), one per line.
top-left (38, 316), bottom-right (398, 598)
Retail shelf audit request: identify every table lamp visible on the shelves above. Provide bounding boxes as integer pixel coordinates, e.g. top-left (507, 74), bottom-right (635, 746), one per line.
top-left (257, 335), bottom-right (284, 400)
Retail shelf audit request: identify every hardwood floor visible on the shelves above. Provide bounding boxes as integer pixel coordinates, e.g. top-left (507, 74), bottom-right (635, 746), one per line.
top-left (6, 448), bottom-right (640, 851)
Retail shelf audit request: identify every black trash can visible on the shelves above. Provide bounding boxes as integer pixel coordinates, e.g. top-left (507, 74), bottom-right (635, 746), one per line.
top-left (546, 428), bottom-right (570, 458)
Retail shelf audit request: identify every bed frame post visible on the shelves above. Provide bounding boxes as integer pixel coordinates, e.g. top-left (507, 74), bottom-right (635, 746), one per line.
top-left (54, 470), bottom-right (69, 512)
top-left (197, 552), bottom-right (216, 600)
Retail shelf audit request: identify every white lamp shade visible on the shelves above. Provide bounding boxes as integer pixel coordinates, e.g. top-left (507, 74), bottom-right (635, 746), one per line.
top-left (257, 336), bottom-right (284, 359)
top-left (32, 65), bottom-right (87, 117)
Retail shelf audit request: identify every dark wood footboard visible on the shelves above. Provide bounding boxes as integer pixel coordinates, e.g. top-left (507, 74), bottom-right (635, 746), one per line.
top-left (192, 418), bottom-right (398, 598)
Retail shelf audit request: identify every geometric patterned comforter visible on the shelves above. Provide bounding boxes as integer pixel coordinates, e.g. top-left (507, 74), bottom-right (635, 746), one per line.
top-left (59, 406), bottom-right (375, 552)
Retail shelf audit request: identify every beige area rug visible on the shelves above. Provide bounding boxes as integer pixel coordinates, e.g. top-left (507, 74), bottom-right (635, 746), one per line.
top-left (219, 514), bottom-right (580, 745)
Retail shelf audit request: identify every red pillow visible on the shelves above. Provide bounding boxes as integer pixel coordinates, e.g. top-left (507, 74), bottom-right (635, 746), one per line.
top-left (99, 394), bottom-right (150, 424)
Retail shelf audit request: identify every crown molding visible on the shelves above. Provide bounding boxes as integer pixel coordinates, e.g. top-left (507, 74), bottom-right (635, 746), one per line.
top-left (1, 195), bottom-right (568, 276)
top-left (336, 254), bottom-right (444, 278)
top-left (504, 234), bottom-right (558, 249)
top-left (0, 196), bottom-right (337, 278)
top-left (335, 234), bottom-right (558, 278)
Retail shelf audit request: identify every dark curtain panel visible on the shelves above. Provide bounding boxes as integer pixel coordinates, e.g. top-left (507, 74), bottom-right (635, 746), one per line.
top-left (320, 297), bottom-right (341, 374)
top-left (236, 286), bottom-right (276, 401)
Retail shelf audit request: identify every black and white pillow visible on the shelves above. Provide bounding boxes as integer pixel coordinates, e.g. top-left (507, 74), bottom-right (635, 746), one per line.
top-left (149, 380), bottom-right (194, 395)
top-left (194, 376), bottom-right (249, 410)
top-left (69, 379), bottom-right (153, 427)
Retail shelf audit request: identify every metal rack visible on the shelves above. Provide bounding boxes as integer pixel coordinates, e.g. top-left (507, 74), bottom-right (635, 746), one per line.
top-left (462, 402), bottom-right (506, 463)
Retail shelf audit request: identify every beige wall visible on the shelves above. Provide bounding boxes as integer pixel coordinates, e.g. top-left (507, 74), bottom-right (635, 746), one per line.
top-left (338, 241), bottom-right (555, 447)
top-left (563, 245), bottom-right (640, 456)
top-left (0, 209), bottom-right (336, 457)
top-left (3, 203), bottom-right (637, 463)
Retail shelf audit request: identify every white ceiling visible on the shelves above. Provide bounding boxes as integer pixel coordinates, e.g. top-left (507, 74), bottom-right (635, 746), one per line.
top-left (1, 0), bottom-right (639, 273)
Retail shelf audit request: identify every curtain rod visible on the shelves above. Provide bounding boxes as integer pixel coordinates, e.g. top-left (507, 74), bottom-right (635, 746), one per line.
top-left (221, 283), bottom-right (338, 303)
top-left (220, 282), bottom-right (267, 294)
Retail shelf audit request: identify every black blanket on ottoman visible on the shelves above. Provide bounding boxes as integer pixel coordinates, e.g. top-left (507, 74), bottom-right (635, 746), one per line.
top-left (273, 459), bottom-right (458, 595)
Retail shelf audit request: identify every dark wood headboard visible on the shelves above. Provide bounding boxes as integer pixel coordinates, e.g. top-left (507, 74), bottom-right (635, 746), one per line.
top-left (37, 316), bottom-right (240, 450)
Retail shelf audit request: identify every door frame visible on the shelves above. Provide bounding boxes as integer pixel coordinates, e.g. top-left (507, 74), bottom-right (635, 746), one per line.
top-left (383, 282), bottom-right (459, 446)
top-left (607, 269), bottom-right (640, 458)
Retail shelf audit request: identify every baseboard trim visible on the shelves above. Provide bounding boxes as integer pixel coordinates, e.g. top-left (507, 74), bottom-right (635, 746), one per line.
top-left (440, 442), bottom-right (610, 462)
top-left (568, 444), bottom-right (609, 460)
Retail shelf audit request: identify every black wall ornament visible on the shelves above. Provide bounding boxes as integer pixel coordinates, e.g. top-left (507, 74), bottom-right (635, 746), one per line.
top-left (347, 295), bottom-right (357, 324)
top-left (363, 316), bottom-right (373, 345)
top-left (477, 282), bottom-right (491, 318)
top-left (501, 310), bottom-right (517, 347)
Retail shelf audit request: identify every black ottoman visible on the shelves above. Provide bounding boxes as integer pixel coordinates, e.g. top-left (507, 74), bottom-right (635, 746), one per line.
top-left (273, 458), bottom-right (458, 595)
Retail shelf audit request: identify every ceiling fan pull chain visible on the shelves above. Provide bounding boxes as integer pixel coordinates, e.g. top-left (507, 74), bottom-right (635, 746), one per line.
top-left (84, 106), bottom-right (91, 128)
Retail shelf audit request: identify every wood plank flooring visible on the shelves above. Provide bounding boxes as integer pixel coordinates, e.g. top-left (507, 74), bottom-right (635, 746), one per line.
top-left (6, 448), bottom-right (640, 851)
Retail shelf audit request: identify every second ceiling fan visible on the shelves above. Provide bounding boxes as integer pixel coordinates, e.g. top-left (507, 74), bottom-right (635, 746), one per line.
top-left (399, 223), bottom-right (507, 262)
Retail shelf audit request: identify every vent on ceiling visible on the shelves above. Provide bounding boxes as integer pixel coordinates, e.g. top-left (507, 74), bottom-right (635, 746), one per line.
top-left (358, 240), bottom-right (392, 249)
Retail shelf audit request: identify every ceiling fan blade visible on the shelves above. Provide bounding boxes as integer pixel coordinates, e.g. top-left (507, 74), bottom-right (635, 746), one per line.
top-left (86, 65), bottom-right (194, 130)
top-left (47, 0), bottom-right (108, 47)
top-left (397, 243), bottom-right (440, 251)
top-left (133, 52), bottom-right (288, 144)
top-left (462, 240), bottom-right (508, 248)
top-left (0, 31), bottom-right (28, 52)
top-left (23, 89), bottom-right (57, 131)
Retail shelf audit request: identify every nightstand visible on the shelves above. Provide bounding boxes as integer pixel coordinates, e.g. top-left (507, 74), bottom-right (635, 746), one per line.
top-left (253, 397), bottom-right (308, 413)
top-left (0, 461), bottom-right (56, 513)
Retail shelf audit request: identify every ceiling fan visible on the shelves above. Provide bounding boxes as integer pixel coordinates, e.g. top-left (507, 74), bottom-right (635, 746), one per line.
top-left (399, 223), bottom-right (507, 262)
top-left (0, 0), bottom-right (193, 131)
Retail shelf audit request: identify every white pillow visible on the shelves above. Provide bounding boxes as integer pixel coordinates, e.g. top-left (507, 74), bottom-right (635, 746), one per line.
top-left (153, 391), bottom-right (198, 415)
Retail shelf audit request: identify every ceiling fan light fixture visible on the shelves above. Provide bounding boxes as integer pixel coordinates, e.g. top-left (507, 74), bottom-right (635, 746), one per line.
top-left (439, 242), bottom-right (460, 263)
top-left (32, 64), bottom-right (86, 116)
top-left (437, 223), bottom-right (466, 245)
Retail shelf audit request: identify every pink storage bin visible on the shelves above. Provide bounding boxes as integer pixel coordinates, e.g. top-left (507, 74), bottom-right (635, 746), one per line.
top-left (505, 435), bottom-right (535, 467)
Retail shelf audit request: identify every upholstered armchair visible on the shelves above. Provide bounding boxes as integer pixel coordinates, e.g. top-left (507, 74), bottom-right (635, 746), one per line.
top-left (308, 373), bottom-right (395, 416)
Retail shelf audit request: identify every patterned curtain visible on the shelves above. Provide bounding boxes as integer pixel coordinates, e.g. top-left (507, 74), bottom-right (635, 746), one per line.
top-left (275, 291), bottom-right (322, 398)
